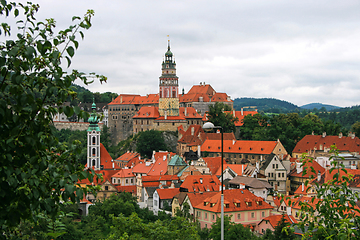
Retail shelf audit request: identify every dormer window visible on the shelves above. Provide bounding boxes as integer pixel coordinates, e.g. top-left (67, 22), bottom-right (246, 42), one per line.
top-left (225, 204), bottom-right (229, 208)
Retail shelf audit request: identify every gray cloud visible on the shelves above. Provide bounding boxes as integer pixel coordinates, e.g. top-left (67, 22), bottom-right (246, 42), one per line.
top-left (6, 0), bottom-right (360, 108)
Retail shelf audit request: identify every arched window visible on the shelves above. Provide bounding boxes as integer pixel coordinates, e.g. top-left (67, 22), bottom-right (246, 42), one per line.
top-left (92, 159), bottom-right (96, 167)
top-left (92, 148), bottom-right (96, 156)
top-left (92, 136), bottom-right (96, 145)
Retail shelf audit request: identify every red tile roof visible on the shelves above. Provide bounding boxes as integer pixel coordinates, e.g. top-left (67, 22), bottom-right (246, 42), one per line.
top-left (202, 157), bottom-right (227, 175)
top-left (179, 107), bottom-right (203, 119)
top-left (116, 152), bottom-right (140, 162)
top-left (99, 143), bottom-right (122, 170)
top-left (179, 84), bottom-right (232, 103)
top-left (78, 169), bottom-right (120, 185)
top-left (186, 192), bottom-right (218, 208)
top-left (260, 214), bottom-right (298, 228)
top-left (114, 185), bottom-right (137, 194)
top-left (205, 132), bottom-right (236, 141)
top-left (132, 161), bottom-right (152, 174)
top-left (111, 168), bottom-right (135, 178)
top-left (293, 134), bottom-right (360, 154)
top-left (178, 125), bottom-right (204, 146)
top-left (291, 196), bottom-right (320, 210)
top-left (142, 175), bottom-right (180, 182)
top-left (147, 154), bottom-right (170, 176)
top-left (225, 110), bottom-right (258, 127)
top-left (133, 106), bottom-right (160, 119)
top-left (314, 168), bottom-right (360, 188)
top-left (288, 159), bottom-right (325, 178)
top-left (211, 92), bottom-right (232, 102)
top-left (215, 164), bottom-right (246, 176)
top-left (194, 189), bottom-right (273, 213)
top-left (201, 139), bottom-right (277, 154)
top-left (109, 94), bottom-right (159, 105)
top-left (180, 175), bottom-right (221, 192)
top-left (156, 188), bottom-right (180, 200)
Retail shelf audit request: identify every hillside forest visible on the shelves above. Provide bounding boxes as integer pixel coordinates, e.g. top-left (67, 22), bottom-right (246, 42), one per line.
top-left (61, 85), bottom-right (360, 160)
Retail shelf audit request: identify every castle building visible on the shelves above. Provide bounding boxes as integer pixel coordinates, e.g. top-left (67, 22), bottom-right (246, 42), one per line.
top-left (108, 41), bottom-right (233, 144)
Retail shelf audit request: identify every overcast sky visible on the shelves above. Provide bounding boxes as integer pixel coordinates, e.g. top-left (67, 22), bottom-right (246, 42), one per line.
top-left (8, 0), bottom-right (360, 107)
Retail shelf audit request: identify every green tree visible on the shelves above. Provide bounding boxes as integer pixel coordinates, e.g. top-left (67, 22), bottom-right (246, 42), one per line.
top-left (290, 147), bottom-right (360, 239)
top-left (136, 130), bottom-right (167, 159)
top-left (272, 214), bottom-right (296, 240)
top-left (101, 125), bottom-right (112, 152)
top-left (351, 121), bottom-right (360, 138)
top-left (0, 1), bottom-right (104, 231)
top-left (209, 216), bottom-right (258, 240)
top-left (207, 102), bottom-right (238, 133)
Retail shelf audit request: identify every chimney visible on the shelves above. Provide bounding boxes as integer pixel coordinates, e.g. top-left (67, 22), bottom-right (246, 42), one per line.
top-left (200, 178), bottom-right (203, 184)
top-left (322, 132), bottom-right (326, 138)
top-left (296, 162), bottom-right (302, 174)
top-left (339, 132), bottom-right (343, 138)
top-left (241, 108), bottom-right (243, 116)
top-left (185, 107), bottom-right (187, 116)
top-left (233, 110), bottom-right (235, 117)
top-left (165, 110), bottom-right (167, 120)
top-left (191, 127), bottom-right (194, 135)
top-left (312, 131), bottom-right (314, 135)
top-left (233, 139), bottom-right (235, 145)
top-left (301, 182), bottom-right (304, 192)
top-left (112, 161), bottom-right (114, 169)
top-left (286, 206), bottom-right (292, 216)
top-left (317, 170), bottom-right (321, 182)
top-left (197, 145), bottom-right (201, 157)
top-left (120, 96), bottom-right (123, 103)
top-left (167, 153), bottom-right (170, 163)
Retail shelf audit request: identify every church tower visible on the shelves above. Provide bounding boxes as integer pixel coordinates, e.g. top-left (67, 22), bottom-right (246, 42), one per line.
top-left (158, 39), bottom-right (179, 116)
top-left (87, 100), bottom-right (101, 170)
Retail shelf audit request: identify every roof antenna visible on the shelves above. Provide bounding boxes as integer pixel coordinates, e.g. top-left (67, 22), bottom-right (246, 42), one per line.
top-left (167, 35), bottom-right (170, 50)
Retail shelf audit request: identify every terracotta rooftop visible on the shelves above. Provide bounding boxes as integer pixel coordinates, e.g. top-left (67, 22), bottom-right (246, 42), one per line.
top-left (156, 188), bottom-right (180, 200)
top-left (180, 175), bottom-right (221, 192)
top-left (201, 139), bottom-right (278, 154)
top-left (194, 189), bottom-right (273, 213)
top-left (293, 134), bottom-right (360, 154)
top-left (288, 159), bottom-right (325, 178)
top-left (202, 157), bottom-right (227, 175)
top-left (133, 106), bottom-right (160, 119)
top-left (111, 168), bottom-right (135, 178)
top-left (109, 94), bottom-right (159, 105)
top-left (259, 214), bottom-right (297, 228)
top-left (225, 110), bottom-right (258, 127)
top-left (215, 164), bottom-right (247, 176)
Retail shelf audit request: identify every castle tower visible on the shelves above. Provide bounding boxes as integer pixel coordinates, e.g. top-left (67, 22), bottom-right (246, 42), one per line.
top-left (87, 100), bottom-right (101, 170)
top-left (159, 39), bottom-right (179, 116)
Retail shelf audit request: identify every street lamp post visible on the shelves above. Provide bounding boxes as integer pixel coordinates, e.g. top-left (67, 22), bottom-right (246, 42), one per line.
top-left (202, 122), bottom-right (224, 240)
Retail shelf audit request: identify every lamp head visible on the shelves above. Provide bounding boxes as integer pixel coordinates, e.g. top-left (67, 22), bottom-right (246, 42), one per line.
top-left (202, 122), bottom-right (215, 132)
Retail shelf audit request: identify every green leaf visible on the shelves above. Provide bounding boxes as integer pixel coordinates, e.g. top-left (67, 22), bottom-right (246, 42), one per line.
top-left (66, 46), bottom-right (75, 57)
top-left (65, 56), bottom-right (71, 67)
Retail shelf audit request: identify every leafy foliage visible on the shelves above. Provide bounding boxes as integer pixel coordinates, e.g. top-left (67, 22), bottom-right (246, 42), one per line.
top-left (207, 102), bottom-right (238, 133)
top-left (233, 97), bottom-right (299, 113)
top-left (136, 130), bottom-right (168, 159)
top-left (289, 147), bottom-right (360, 239)
top-left (240, 113), bottom-right (342, 153)
top-left (209, 216), bottom-right (259, 240)
top-left (0, 1), bottom-right (104, 231)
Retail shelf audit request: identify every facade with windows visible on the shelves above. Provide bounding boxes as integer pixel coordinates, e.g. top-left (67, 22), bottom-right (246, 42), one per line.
top-left (260, 154), bottom-right (290, 194)
top-left (194, 189), bottom-right (272, 229)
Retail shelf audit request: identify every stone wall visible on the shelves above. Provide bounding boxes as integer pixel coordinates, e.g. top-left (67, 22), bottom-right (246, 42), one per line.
top-left (53, 121), bottom-right (103, 131)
